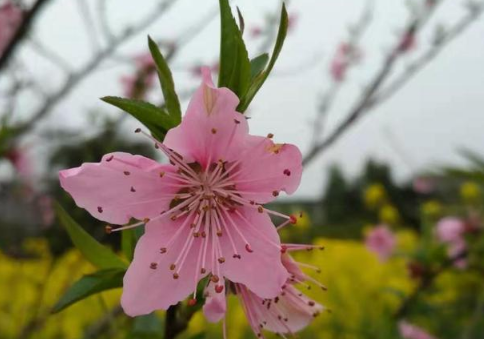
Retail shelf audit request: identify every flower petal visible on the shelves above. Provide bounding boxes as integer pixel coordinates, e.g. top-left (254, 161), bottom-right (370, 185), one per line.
top-left (218, 207), bottom-right (289, 299)
top-left (163, 67), bottom-right (249, 168)
top-left (59, 152), bottom-right (179, 225)
top-left (238, 284), bottom-right (323, 336)
top-left (233, 136), bottom-right (302, 204)
top-left (203, 280), bottom-right (227, 323)
top-left (121, 218), bottom-right (207, 316)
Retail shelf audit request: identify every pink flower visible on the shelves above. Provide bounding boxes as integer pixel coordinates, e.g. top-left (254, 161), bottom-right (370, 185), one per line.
top-left (120, 53), bottom-right (156, 99)
top-left (436, 217), bottom-right (465, 243)
top-left (397, 32), bottom-right (416, 54)
top-left (436, 217), bottom-right (468, 269)
top-left (249, 27), bottom-right (263, 38)
top-left (398, 321), bottom-right (438, 339)
top-left (0, 2), bottom-right (23, 56)
top-left (287, 13), bottom-right (299, 33)
top-left (203, 247), bottom-right (325, 338)
top-left (365, 225), bottom-right (396, 262)
top-left (329, 43), bottom-right (361, 82)
top-left (412, 177), bottom-right (434, 194)
top-left (5, 147), bottom-right (32, 179)
top-left (60, 67), bottom-right (303, 316)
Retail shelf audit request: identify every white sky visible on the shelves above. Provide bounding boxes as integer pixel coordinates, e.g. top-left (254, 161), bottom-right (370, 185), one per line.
top-left (4, 0), bottom-right (484, 199)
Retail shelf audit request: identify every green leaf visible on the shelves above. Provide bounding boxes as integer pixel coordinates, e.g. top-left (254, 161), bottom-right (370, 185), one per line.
top-left (236, 7), bottom-right (245, 35)
top-left (147, 37), bottom-right (182, 124)
top-left (55, 202), bottom-right (127, 270)
top-left (237, 3), bottom-right (288, 112)
top-left (250, 53), bottom-right (269, 79)
top-left (218, 0), bottom-right (251, 99)
top-left (122, 226), bottom-right (144, 262)
top-left (52, 268), bottom-right (125, 313)
top-left (101, 96), bottom-right (178, 141)
top-left (132, 313), bottom-right (163, 336)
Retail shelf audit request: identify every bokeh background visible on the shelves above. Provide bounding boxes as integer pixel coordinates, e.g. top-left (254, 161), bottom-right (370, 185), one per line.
top-left (1, 0), bottom-right (484, 338)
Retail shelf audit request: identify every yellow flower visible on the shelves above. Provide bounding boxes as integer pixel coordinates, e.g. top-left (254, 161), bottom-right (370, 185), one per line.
top-left (460, 181), bottom-right (481, 203)
top-left (421, 200), bottom-right (442, 218)
top-left (364, 184), bottom-right (387, 210)
top-left (379, 204), bottom-right (400, 225)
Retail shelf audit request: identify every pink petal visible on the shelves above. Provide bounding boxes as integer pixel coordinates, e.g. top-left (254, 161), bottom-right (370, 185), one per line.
top-left (233, 135), bottom-right (303, 203)
top-left (121, 218), bottom-right (208, 316)
top-left (203, 280), bottom-right (227, 323)
top-left (238, 284), bottom-right (323, 336)
top-left (218, 207), bottom-right (289, 299)
top-left (163, 67), bottom-right (249, 168)
top-left (59, 152), bottom-right (179, 225)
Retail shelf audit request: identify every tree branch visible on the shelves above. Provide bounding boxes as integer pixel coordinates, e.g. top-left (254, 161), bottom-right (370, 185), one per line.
top-left (0, 0), bottom-right (52, 72)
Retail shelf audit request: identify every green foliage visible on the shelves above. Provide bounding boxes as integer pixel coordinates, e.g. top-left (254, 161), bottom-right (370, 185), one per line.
top-left (101, 97), bottom-right (177, 141)
top-left (237, 3), bottom-right (288, 112)
top-left (147, 36), bottom-right (182, 124)
top-left (129, 313), bottom-right (164, 339)
top-left (52, 268), bottom-right (125, 313)
top-left (55, 202), bottom-right (127, 270)
top-left (218, 0), bottom-right (251, 99)
top-left (250, 53), bottom-right (269, 79)
top-left (121, 227), bottom-right (144, 261)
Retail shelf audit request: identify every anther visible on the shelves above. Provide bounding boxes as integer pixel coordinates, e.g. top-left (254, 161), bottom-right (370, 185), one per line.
top-left (160, 248), bottom-right (167, 254)
top-left (233, 254), bottom-right (241, 259)
top-left (193, 232), bottom-right (200, 238)
top-left (215, 285), bottom-right (224, 293)
top-left (105, 155), bottom-right (114, 162)
top-left (170, 215), bottom-right (177, 221)
top-left (154, 143), bottom-right (159, 149)
top-left (267, 133), bottom-right (274, 139)
top-left (272, 191), bottom-right (279, 197)
top-left (201, 231), bottom-right (207, 238)
top-left (257, 206), bottom-right (264, 213)
top-left (134, 128), bottom-right (141, 133)
top-left (97, 206), bottom-right (103, 213)
top-left (143, 218), bottom-right (150, 224)
top-left (283, 169), bottom-right (291, 176)
top-left (105, 225), bottom-right (112, 234)
top-left (211, 128), bottom-right (217, 134)
top-left (250, 200), bottom-right (255, 205)
top-left (289, 215), bottom-right (298, 224)
top-left (218, 257), bottom-right (225, 264)
top-left (188, 298), bottom-right (197, 306)
top-left (234, 119), bottom-right (240, 124)
top-left (200, 268), bottom-right (206, 274)
top-left (130, 186), bottom-right (136, 192)
top-left (124, 171), bottom-right (130, 176)
top-left (280, 245), bottom-right (287, 253)
top-left (150, 262), bottom-right (158, 269)
top-left (211, 275), bottom-right (220, 283)
top-left (159, 171), bottom-right (165, 178)
top-left (173, 273), bottom-right (179, 279)
top-left (308, 301), bottom-right (315, 306)
top-left (217, 230), bottom-right (223, 237)
top-left (245, 244), bottom-right (254, 253)
top-left (170, 264), bottom-right (176, 270)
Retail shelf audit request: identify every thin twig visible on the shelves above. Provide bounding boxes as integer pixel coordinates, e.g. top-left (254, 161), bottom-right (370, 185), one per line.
top-left (309, 1), bottom-right (372, 148)
top-left (75, 0), bottom-right (101, 53)
top-left (373, 4), bottom-right (484, 106)
top-left (13, 0), bottom-right (179, 137)
top-left (303, 0), bottom-right (455, 166)
top-left (0, 0), bottom-right (52, 72)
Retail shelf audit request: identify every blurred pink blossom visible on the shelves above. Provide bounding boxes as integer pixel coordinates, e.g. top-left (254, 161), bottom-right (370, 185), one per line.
top-left (120, 53), bottom-right (156, 99)
top-left (365, 225), bottom-right (396, 262)
top-left (329, 43), bottom-right (361, 82)
top-left (398, 321), bottom-right (438, 339)
top-left (287, 12), bottom-right (299, 33)
top-left (38, 194), bottom-right (55, 227)
top-left (436, 217), bottom-right (468, 269)
top-left (249, 26), bottom-right (263, 38)
top-left (412, 177), bottom-right (435, 194)
top-left (0, 2), bottom-right (23, 56)
top-left (397, 32), bottom-right (416, 54)
top-left (436, 217), bottom-right (465, 243)
top-left (5, 147), bottom-right (31, 179)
